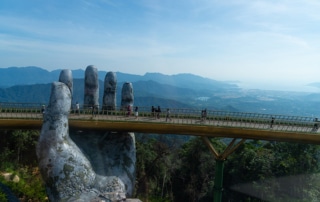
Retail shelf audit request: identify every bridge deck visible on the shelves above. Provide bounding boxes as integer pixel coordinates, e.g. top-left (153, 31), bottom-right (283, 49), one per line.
top-left (0, 104), bottom-right (319, 144)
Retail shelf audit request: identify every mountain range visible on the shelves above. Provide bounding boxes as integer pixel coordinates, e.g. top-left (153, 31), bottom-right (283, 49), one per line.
top-left (0, 66), bottom-right (236, 90)
top-left (0, 66), bottom-right (237, 106)
top-left (0, 66), bottom-right (320, 117)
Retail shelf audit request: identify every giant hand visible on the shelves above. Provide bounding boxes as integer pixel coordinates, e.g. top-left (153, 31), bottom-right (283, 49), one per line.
top-left (36, 68), bottom-right (136, 202)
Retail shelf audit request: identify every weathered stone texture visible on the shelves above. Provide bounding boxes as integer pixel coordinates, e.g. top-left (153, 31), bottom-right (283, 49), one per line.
top-left (37, 81), bottom-right (126, 201)
top-left (37, 69), bottom-right (137, 201)
top-left (37, 82), bottom-right (95, 201)
top-left (121, 82), bottom-right (134, 110)
top-left (59, 69), bottom-right (73, 95)
top-left (79, 80), bottom-right (136, 196)
top-left (102, 72), bottom-right (117, 110)
top-left (84, 65), bottom-right (99, 108)
top-left (70, 130), bottom-right (136, 197)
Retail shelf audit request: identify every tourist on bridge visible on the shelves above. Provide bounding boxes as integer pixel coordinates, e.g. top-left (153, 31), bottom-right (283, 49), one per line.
top-left (166, 108), bottom-right (172, 122)
top-left (91, 104), bottom-right (98, 117)
top-left (156, 106), bottom-right (161, 119)
top-left (127, 105), bottom-right (132, 116)
top-left (75, 102), bottom-right (80, 115)
top-left (201, 109), bottom-right (207, 121)
top-left (151, 106), bottom-right (155, 117)
top-left (134, 106), bottom-right (139, 119)
top-left (312, 118), bottom-right (319, 132)
top-left (312, 123), bottom-right (319, 132)
top-left (270, 117), bottom-right (275, 128)
top-left (41, 105), bottom-right (45, 114)
top-left (91, 105), bottom-right (94, 116)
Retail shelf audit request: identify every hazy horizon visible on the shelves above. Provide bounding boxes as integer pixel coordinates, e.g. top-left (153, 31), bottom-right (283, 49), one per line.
top-left (1, 65), bottom-right (319, 93)
top-left (237, 80), bottom-right (320, 93)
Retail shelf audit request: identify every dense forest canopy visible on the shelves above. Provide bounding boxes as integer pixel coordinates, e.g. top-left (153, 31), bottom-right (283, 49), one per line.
top-left (1, 130), bottom-right (320, 201)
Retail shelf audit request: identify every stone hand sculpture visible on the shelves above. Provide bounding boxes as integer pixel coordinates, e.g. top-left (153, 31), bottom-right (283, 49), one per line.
top-left (36, 70), bottom-right (136, 201)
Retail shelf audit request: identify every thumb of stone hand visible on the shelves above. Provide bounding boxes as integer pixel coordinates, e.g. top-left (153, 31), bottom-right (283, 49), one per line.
top-left (37, 81), bottom-right (125, 201)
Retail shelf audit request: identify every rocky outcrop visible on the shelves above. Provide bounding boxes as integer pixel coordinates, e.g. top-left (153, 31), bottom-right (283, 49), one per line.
top-left (37, 68), bottom-right (137, 201)
top-left (1, 173), bottom-right (20, 183)
top-left (102, 72), bottom-right (117, 110)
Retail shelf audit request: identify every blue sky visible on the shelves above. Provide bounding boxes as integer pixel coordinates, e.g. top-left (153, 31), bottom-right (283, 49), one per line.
top-left (1, 0), bottom-right (320, 91)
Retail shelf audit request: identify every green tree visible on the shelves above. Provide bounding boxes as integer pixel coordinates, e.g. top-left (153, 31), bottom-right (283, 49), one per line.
top-left (269, 142), bottom-right (320, 201)
top-left (225, 140), bottom-right (276, 201)
top-left (171, 137), bottom-right (226, 202)
top-left (224, 141), bottom-right (320, 202)
top-left (0, 130), bottom-right (47, 201)
top-left (12, 130), bottom-right (39, 165)
top-left (0, 130), bottom-right (39, 168)
top-left (135, 135), bottom-right (180, 201)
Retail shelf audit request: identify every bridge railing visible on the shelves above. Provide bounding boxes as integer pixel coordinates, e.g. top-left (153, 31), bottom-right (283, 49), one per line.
top-left (67, 105), bottom-right (319, 133)
top-left (0, 102), bottom-right (45, 120)
top-left (0, 102), bottom-right (319, 133)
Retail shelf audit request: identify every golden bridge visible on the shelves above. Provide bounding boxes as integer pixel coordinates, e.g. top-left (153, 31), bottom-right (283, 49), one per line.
top-left (1, 102), bottom-right (319, 202)
top-left (0, 102), bottom-right (319, 144)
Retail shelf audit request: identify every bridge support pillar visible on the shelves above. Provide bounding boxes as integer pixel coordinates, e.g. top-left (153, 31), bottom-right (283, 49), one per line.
top-left (202, 137), bottom-right (246, 202)
top-left (214, 159), bottom-right (225, 202)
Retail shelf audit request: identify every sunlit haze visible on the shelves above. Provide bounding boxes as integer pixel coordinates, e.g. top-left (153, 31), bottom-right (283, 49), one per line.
top-left (1, 0), bottom-right (320, 92)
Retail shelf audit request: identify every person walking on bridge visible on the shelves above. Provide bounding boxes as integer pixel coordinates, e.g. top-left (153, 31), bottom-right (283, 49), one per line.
top-left (270, 117), bottom-right (275, 128)
top-left (127, 105), bottom-right (132, 117)
top-left (166, 108), bottom-right (172, 122)
top-left (41, 105), bottom-right (45, 114)
top-left (134, 106), bottom-right (139, 119)
top-left (151, 106), bottom-right (155, 118)
top-left (75, 102), bottom-right (80, 115)
top-left (201, 109), bottom-right (207, 121)
top-left (156, 106), bottom-right (161, 119)
top-left (312, 118), bottom-right (319, 132)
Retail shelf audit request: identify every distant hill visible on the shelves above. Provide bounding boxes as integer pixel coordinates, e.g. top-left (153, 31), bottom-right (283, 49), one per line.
top-left (0, 66), bottom-right (238, 109)
top-left (0, 66), bottom-right (58, 87)
top-left (0, 79), bottom-right (194, 109)
top-left (0, 66), bottom-right (238, 92)
top-left (0, 83), bottom-right (51, 104)
top-left (128, 72), bottom-right (238, 91)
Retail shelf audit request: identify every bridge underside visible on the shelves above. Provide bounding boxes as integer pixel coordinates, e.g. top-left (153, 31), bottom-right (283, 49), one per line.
top-left (1, 119), bottom-right (320, 145)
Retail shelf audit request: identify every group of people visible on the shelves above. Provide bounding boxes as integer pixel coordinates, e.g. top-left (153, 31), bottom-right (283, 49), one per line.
top-left (150, 106), bottom-right (172, 121)
top-left (73, 102), bottom-right (98, 117)
top-left (151, 106), bottom-right (162, 119)
top-left (126, 105), bottom-right (139, 119)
